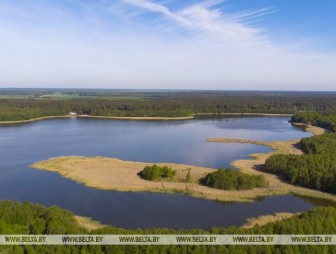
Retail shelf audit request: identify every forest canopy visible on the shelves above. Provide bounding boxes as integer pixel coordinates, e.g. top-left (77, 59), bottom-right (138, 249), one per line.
top-left (265, 112), bottom-right (336, 193)
top-left (291, 112), bottom-right (336, 132)
top-left (1, 201), bottom-right (336, 253)
top-left (201, 168), bottom-right (268, 190)
top-left (1, 90), bottom-right (336, 121)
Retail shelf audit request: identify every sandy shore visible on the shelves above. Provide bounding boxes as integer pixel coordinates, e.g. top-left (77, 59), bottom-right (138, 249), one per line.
top-left (77, 115), bottom-right (194, 121)
top-left (0, 115), bottom-right (194, 124)
top-left (0, 112), bottom-right (294, 125)
top-left (30, 123), bottom-right (336, 203)
top-left (196, 113), bottom-right (293, 117)
top-left (0, 115), bottom-right (72, 125)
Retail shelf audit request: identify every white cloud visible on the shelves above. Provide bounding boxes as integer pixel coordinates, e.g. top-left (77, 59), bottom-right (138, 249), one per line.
top-left (121, 0), bottom-right (272, 45)
top-left (121, 0), bottom-right (191, 26)
top-left (0, 0), bottom-right (335, 90)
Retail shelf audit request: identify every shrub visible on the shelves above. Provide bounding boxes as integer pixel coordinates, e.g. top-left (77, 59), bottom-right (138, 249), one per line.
top-left (139, 165), bottom-right (177, 181)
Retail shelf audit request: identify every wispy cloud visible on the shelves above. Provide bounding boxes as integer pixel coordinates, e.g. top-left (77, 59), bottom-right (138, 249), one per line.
top-left (121, 0), bottom-right (272, 45)
top-left (0, 0), bottom-right (335, 90)
top-left (121, 0), bottom-right (191, 26)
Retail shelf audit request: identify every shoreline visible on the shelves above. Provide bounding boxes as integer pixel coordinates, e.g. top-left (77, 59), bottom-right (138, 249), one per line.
top-left (77, 115), bottom-right (194, 121)
top-left (195, 113), bottom-right (293, 117)
top-left (0, 115), bottom-right (72, 125)
top-left (221, 124), bottom-right (336, 202)
top-left (241, 212), bottom-right (296, 228)
top-left (30, 123), bottom-right (336, 203)
top-left (0, 112), bottom-right (294, 125)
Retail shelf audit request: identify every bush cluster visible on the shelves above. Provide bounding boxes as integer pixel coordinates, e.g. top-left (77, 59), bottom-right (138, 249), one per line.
top-left (201, 168), bottom-right (268, 190)
top-left (139, 164), bottom-right (176, 181)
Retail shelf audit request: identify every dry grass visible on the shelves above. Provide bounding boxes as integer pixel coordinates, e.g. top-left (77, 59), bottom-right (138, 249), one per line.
top-left (0, 115), bottom-right (71, 124)
top-left (30, 124), bottom-right (336, 203)
top-left (31, 156), bottom-right (219, 195)
top-left (31, 156), bottom-right (277, 202)
top-left (74, 216), bottom-right (106, 231)
top-left (207, 138), bottom-right (269, 146)
top-left (242, 212), bottom-right (296, 228)
top-left (292, 122), bottom-right (326, 136)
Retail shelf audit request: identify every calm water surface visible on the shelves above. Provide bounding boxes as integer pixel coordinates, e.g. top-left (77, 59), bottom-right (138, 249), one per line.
top-left (0, 116), bottom-right (329, 229)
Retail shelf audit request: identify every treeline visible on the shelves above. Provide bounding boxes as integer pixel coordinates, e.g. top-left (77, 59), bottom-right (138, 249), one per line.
top-left (292, 112), bottom-right (336, 132)
top-left (265, 112), bottom-right (336, 193)
top-left (265, 153), bottom-right (336, 192)
top-left (2, 201), bottom-right (336, 253)
top-left (1, 91), bottom-right (336, 121)
top-left (139, 165), bottom-right (176, 181)
top-left (300, 132), bottom-right (336, 155)
top-left (201, 169), bottom-right (268, 190)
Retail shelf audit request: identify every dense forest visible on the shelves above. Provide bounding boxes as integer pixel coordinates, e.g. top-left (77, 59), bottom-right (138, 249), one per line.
top-left (139, 165), bottom-right (177, 181)
top-left (201, 169), bottom-right (268, 190)
top-left (265, 112), bottom-right (336, 193)
top-left (1, 90), bottom-right (336, 121)
top-left (292, 112), bottom-right (336, 132)
top-left (1, 201), bottom-right (336, 253)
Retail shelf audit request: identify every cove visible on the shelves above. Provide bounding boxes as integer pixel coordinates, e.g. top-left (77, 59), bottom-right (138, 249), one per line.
top-left (0, 116), bottom-right (330, 229)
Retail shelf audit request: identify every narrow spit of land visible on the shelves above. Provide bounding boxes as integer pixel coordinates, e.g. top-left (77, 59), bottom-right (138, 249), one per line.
top-left (241, 212), bottom-right (296, 228)
top-left (0, 115), bottom-right (194, 124)
top-left (30, 123), bottom-right (336, 203)
top-left (0, 113), bottom-right (292, 125)
top-left (207, 124), bottom-right (334, 201)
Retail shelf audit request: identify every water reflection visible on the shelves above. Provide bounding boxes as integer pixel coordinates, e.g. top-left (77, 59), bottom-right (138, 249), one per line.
top-left (0, 117), bottom-right (320, 229)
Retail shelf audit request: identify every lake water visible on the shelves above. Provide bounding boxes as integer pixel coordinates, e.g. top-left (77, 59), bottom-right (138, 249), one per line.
top-left (0, 116), bottom-right (330, 229)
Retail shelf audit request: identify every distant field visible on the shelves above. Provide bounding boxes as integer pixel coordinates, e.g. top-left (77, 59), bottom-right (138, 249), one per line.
top-left (38, 92), bottom-right (148, 100)
top-left (0, 92), bottom-right (149, 100)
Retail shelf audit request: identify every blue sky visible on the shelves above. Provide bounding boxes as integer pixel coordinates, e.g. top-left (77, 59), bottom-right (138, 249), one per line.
top-left (0, 0), bottom-right (335, 90)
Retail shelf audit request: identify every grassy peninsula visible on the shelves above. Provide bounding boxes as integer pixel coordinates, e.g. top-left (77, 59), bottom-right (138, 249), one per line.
top-left (30, 121), bottom-right (336, 203)
top-left (31, 156), bottom-right (272, 202)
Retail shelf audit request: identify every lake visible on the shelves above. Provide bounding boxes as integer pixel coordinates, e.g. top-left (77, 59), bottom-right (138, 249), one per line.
top-left (0, 116), bottom-right (330, 229)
